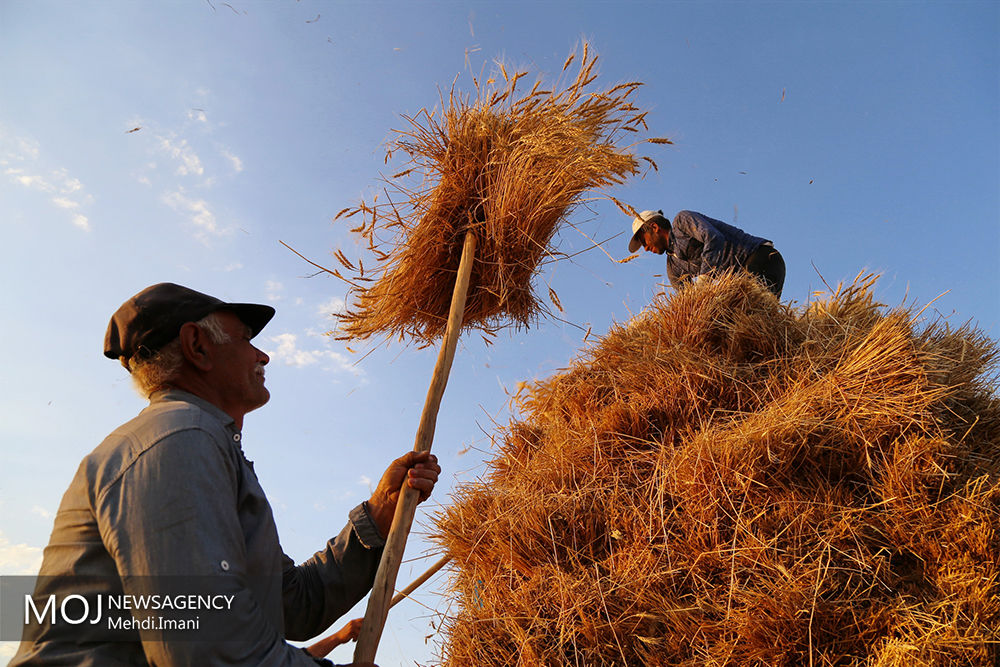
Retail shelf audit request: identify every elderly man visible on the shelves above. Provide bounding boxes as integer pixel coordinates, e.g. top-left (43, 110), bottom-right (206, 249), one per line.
top-left (628, 209), bottom-right (785, 297)
top-left (11, 283), bottom-right (440, 666)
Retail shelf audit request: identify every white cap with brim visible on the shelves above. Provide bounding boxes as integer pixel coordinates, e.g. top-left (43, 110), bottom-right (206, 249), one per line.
top-left (628, 210), bottom-right (667, 253)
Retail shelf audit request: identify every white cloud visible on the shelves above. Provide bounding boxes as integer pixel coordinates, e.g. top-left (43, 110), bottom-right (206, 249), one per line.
top-left (265, 280), bottom-right (283, 300)
top-left (1, 133), bottom-right (94, 230)
top-left (0, 128), bottom-right (40, 162)
top-left (162, 190), bottom-right (222, 238)
top-left (134, 161), bottom-right (156, 186)
top-left (57, 173), bottom-right (83, 193)
top-left (72, 214), bottom-right (91, 232)
top-left (14, 138), bottom-right (40, 160)
top-left (157, 136), bottom-right (204, 177)
top-left (5, 167), bottom-right (54, 192)
top-left (264, 333), bottom-right (360, 375)
top-left (224, 261), bottom-right (243, 272)
top-left (30, 506), bottom-right (52, 520)
top-left (51, 197), bottom-right (79, 209)
top-left (221, 148), bottom-right (243, 173)
top-left (0, 531), bottom-right (43, 575)
top-left (18, 174), bottom-right (48, 189)
top-left (266, 333), bottom-right (321, 367)
top-left (316, 296), bottom-right (346, 317)
top-left (359, 475), bottom-right (372, 488)
top-left (129, 114), bottom-right (243, 191)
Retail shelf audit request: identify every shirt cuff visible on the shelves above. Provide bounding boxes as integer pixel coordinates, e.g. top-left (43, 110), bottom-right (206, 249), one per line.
top-left (301, 647), bottom-right (334, 666)
top-left (349, 502), bottom-right (386, 549)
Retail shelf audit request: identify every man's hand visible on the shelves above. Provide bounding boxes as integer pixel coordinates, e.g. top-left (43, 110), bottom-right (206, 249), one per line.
top-left (367, 451), bottom-right (441, 538)
top-left (305, 618), bottom-right (364, 659)
top-left (332, 617), bottom-right (364, 644)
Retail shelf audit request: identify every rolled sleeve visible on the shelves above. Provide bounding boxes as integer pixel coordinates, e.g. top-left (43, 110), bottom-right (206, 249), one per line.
top-left (351, 502), bottom-right (386, 549)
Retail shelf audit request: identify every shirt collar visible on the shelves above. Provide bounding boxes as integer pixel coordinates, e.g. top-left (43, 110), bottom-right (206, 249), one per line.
top-left (149, 388), bottom-right (240, 435)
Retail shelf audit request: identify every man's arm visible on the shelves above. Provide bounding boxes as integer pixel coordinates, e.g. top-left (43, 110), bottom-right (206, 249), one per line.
top-left (281, 452), bottom-right (440, 641)
top-left (306, 619), bottom-right (363, 659)
top-left (280, 504), bottom-right (384, 641)
top-left (673, 210), bottom-right (728, 275)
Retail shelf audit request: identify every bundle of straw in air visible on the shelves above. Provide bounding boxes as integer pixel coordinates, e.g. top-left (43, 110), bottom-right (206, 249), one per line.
top-left (433, 273), bottom-right (1000, 666)
top-left (332, 43), bottom-right (667, 345)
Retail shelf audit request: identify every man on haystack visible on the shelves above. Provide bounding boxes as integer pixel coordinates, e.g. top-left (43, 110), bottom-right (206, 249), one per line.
top-left (12, 283), bottom-right (440, 667)
top-left (628, 209), bottom-right (785, 297)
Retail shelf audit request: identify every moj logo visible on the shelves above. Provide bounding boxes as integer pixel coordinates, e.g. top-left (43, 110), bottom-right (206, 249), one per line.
top-left (25, 594), bottom-right (102, 625)
top-left (23, 592), bottom-right (235, 625)
top-left (2, 576), bottom-right (239, 641)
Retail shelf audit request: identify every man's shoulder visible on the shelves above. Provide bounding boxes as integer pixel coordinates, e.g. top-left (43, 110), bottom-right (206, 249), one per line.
top-left (671, 210), bottom-right (708, 232)
top-left (112, 395), bottom-right (228, 449)
top-left (673, 210), bottom-right (717, 226)
top-left (82, 395), bottom-right (233, 494)
top-left (132, 395), bottom-right (229, 440)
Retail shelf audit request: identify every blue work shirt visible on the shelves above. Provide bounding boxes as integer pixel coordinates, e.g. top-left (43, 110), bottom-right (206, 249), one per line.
top-left (11, 389), bottom-right (384, 666)
top-left (666, 210), bottom-right (769, 287)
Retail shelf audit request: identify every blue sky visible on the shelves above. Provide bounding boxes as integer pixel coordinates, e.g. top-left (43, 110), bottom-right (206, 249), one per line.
top-left (1, 1), bottom-right (997, 664)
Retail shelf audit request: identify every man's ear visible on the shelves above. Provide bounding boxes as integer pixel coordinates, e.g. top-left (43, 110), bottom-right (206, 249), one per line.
top-left (178, 321), bottom-right (213, 371)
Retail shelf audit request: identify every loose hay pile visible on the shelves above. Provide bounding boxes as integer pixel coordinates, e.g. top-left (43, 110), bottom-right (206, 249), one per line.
top-left (434, 273), bottom-right (1000, 666)
top-left (332, 44), bottom-right (667, 345)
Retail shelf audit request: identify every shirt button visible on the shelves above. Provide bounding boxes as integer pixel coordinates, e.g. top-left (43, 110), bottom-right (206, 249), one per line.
top-left (233, 434), bottom-right (241, 442)
top-left (220, 560), bottom-right (230, 571)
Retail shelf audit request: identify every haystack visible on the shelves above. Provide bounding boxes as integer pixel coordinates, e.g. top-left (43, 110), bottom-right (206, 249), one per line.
top-left (433, 273), bottom-right (1000, 666)
top-left (331, 43), bottom-right (667, 345)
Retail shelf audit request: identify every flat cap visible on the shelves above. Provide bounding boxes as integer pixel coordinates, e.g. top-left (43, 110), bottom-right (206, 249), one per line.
top-left (104, 282), bottom-right (275, 370)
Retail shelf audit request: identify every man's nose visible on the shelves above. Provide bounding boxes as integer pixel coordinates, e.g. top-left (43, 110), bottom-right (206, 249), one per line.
top-left (255, 347), bottom-right (270, 365)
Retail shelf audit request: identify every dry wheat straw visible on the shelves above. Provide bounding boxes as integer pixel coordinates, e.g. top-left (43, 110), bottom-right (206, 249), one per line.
top-left (433, 273), bottom-right (1000, 666)
top-left (331, 43), bottom-right (664, 345)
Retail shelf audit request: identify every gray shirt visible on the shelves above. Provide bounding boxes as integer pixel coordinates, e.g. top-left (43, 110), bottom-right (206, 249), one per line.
top-left (666, 210), bottom-right (768, 287)
top-left (12, 389), bottom-right (384, 666)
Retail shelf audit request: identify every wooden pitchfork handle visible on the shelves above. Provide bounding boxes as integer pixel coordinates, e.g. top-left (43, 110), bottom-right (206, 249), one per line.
top-left (354, 231), bottom-right (477, 664)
